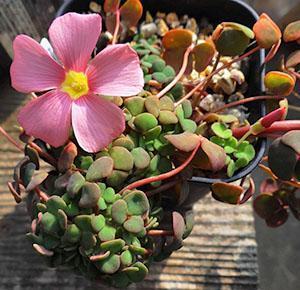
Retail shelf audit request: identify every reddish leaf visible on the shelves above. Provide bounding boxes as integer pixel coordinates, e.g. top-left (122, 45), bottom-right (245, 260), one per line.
top-left (172, 212), bottom-right (185, 241)
top-left (239, 177), bottom-right (255, 204)
top-left (253, 13), bottom-right (282, 49)
top-left (266, 209), bottom-right (288, 227)
top-left (283, 20), bottom-right (300, 42)
top-left (286, 50), bottom-right (300, 68)
top-left (165, 132), bottom-right (200, 152)
top-left (163, 47), bottom-right (193, 74)
top-left (58, 141), bottom-right (77, 173)
top-left (104, 0), bottom-right (120, 13)
top-left (260, 107), bottom-right (287, 128)
top-left (253, 194), bottom-right (282, 219)
top-left (120, 0), bottom-right (143, 28)
top-left (281, 130), bottom-right (300, 154)
top-left (264, 71), bottom-right (295, 96)
top-left (211, 182), bottom-right (244, 205)
top-left (162, 29), bottom-right (194, 50)
top-left (260, 178), bottom-right (279, 194)
top-left (193, 40), bottom-right (216, 72)
top-left (26, 171), bottom-right (48, 192)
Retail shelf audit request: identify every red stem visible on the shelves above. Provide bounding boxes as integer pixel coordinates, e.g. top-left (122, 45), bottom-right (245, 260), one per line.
top-left (0, 126), bottom-right (23, 151)
top-left (121, 141), bottom-right (201, 192)
top-left (147, 230), bottom-right (174, 236)
top-left (112, 9), bottom-right (120, 45)
top-left (211, 95), bottom-right (284, 114)
top-left (233, 121), bottom-right (300, 139)
top-left (34, 188), bottom-right (49, 202)
top-left (175, 45), bottom-right (261, 107)
top-left (157, 44), bottom-right (194, 99)
top-left (28, 141), bottom-right (57, 167)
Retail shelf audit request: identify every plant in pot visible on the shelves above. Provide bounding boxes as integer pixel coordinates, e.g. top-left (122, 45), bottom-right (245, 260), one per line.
top-left (1, 0), bottom-right (300, 287)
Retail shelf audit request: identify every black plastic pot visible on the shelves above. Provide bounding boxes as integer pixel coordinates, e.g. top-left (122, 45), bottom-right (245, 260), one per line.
top-left (57, 0), bottom-right (266, 185)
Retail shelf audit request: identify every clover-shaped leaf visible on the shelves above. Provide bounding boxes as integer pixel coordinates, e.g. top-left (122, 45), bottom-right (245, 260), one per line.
top-left (123, 190), bottom-right (149, 215)
top-left (86, 157), bottom-right (114, 182)
top-left (234, 141), bottom-right (255, 162)
top-left (192, 137), bottom-right (226, 172)
top-left (162, 29), bottom-right (194, 50)
top-left (112, 199), bottom-right (128, 224)
top-left (253, 194), bottom-right (288, 227)
top-left (253, 13), bottom-right (281, 49)
top-left (211, 122), bottom-right (232, 139)
top-left (211, 182), bottom-right (244, 204)
top-left (286, 50), bottom-right (300, 68)
top-left (212, 22), bottom-right (254, 56)
top-left (264, 71), bottom-right (295, 96)
top-left (172, 211), bottom-right (185, 242)
top-left (224, 137), bottom-right (238, 154)
top-left (192, 40), bottom-right (215, 72)
top-left (123, 215), bottom-right (144, 234)
top-left (120, 0), bottom-right (143, 28)
top-left (283, 20), bottom-right (300, 43)
top-left (97, 254), bottom-right (121, 274)
top-left (165, 132), bottom-right (200, 152)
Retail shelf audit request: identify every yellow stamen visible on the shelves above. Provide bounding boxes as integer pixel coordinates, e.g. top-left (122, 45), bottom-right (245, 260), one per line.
top-left (61, 70), bottom-right (89, 100)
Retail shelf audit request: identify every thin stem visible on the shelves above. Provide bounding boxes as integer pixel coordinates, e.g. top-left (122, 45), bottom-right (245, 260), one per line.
top-left (112, 10), bottom-right (120, 45)
top-left (232, 120), bottom-right (300, 139)
top-left (289, 104), bottom-right (300, 112)
top-left (259, 164), bottom-right (300, 189)
top-left (0, 126), bottom-right (23, 151)
top-left (193, 53), bottom-right (221, 106)
top-left (289, 70), bottom-right (300, 80)
top-left (28, 141), bottom-right (57, 167)
top-left (210, 95), bottom-right (284, 114)
top-left (147, 229), bottom-right (174, 236)
top-left (146, 179), bottom-right (179, 197)
top-left (121, 141), bottom-right (201, 192)
top-left (175, 45), bottom-right (261, 107)
top-left (35, 187), bottom-right (49, 202)
top-left (157, 44), bottom-right (194, 99)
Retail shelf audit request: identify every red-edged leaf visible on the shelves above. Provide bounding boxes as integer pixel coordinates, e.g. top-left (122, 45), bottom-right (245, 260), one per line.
top-left (211, 182), bottom-right (244, 204)
top-left (163, 47), bottom-right (193, 74)
top-left (260, 107), bottom-right (287, 128)
top-left (264, 71), bottom-right (295, 96)
top-left (165, 132), bottom-right (200, 152)
top-left (253, 13), bottom-right (282, 49)
top-left (260, 178), bottom-right (279, 194)
top-left (253, 194), bottom-right (282, 219)
top-left (286, 50), bottom-right (300, 68)
top-left (283, 20), bottom-right (300, 42)
top-left (162, 29), bottom-right (194, 50)
top-left (120, 0), bottom-right (143, 28)
top-left (58, 141), bottom-right (77, 173)
top-left (172, 211), bottom-right (185, 241)
top-left (239, 177), bottom-right (255, 204)
top-left (193, 40), bottom-right (216, 72)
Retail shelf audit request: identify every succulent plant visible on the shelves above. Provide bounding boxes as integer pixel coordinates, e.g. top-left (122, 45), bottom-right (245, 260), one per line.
top-left (3, 1), bottom-right (300, 289)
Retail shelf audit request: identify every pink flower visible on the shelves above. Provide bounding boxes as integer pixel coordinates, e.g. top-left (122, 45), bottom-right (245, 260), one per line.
top-left (10, 13), bottom-right (143, 153)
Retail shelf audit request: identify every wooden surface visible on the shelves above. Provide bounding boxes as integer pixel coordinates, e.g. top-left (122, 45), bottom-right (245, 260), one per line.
top-left (0, 80), bottom-right (259, 289)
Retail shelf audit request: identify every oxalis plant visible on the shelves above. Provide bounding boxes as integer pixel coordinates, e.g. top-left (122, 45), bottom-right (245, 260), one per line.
top-left (0, 0), bottom-right (300, 287)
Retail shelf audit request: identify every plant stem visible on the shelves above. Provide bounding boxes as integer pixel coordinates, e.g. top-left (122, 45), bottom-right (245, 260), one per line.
top-left (121, 141), bottom-right (201, 192)
top-left (232, 121), bottom-right (300, 139)
top-left (259, 164), bottom-right (300, 189)
top-left (192, 53), bottom-right (221, 106)
top-left (146, 179), bottom-right (179, 197)
top-left (0, 126), bottom-right (23, 151)
top-left (112, 10), bottom-right (120, 45)
top-left (289, 104), bottom-right (300, 112)
top-left (289, 69), bottom-right (300, 80)
top-left (35, 187), bottom-right (49, 202)
top-left (28, 141), bottom-right (57, 167)
top-left (210, 95), bottom-right (284, 114)
top-left (175, 45), bottom-right (261, 107)
top-left (157, 44), bottom-right (194, 99)
top-left (147, 229), bottom-right (174, 236)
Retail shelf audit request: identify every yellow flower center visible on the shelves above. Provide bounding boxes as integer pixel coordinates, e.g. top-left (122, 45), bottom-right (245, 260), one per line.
top-left (61, 70), bottom-right (89, 100)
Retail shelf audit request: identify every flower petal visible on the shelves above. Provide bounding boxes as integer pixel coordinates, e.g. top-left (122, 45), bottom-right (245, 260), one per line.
top-left (49, 13), bottom-right (102, 72)
top-left (18, 90), bottom-right (72, 147)
top-left (10, 35), bottom-right (65, 93)
top-left (72, 95), bottom-right (125, 153)
top-left (87, 44), bottom-right (144, 96)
